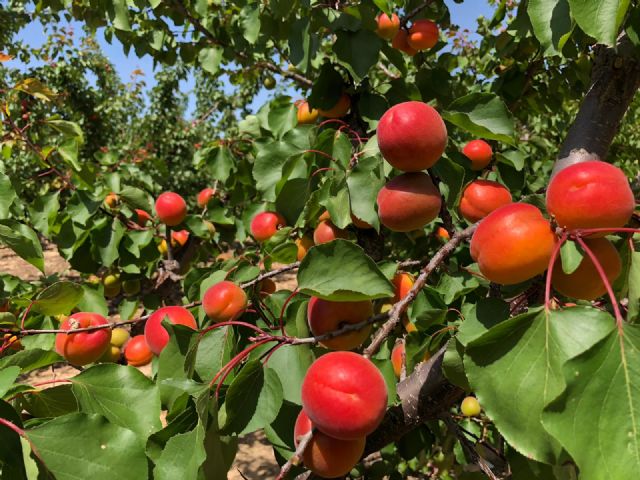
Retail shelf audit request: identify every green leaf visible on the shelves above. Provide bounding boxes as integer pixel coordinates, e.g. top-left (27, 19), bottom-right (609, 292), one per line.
top-left (308, 63), bottom-right (344, 110)
top-left (568, 0), bottom-right (630, 46)
top-left (297, 239), bottom-right (394, 301)
top-left (334, 29), bottom-right (382, 81)
top-left (46, 119), bottom-right (84, 142)
top-left (0, 348), bottom-right (63, 373)
top-left (13, 78), bottom-right (56, 102)
top-left (433, 156), bottom-right (466, 210)
top-left (0, 220), bottom-right (44, 272)
top-left (347, 156), bottom-right (384, 230)
top-left (0, 366), bottom-right (20, 398)
top-left (628, 251), bottom-right (640, 322)
top-left (0, 173), bottom-right (17, 219)
top-left (71, 364), bottom-right (162, 438)
top-left (457, 298), bottom-right (510, 347)
top-left (528, 0), bottom-right (573, 54)
top-left (58, 138), bottom-right (81, 171)
top-left (266, 337), bottom-right (314, 405)
top-left (240, 5), bottom-right (260, 44)
top-left (195, 326), bottom-right (234, 381)
top-left (19, 385), bottom-right (79, 418)
top-left (222, 360), bottom-right (283, 435)
top-left (253, 141), bottom-right (303, 201)
top-left (91, 218), bottom-right (126, 267)
top-left (110, 0), bottom-right (131, 31)
top-left (443, 93), bottom-right (515, 144)
top-left (276, 178), bottom-right (310, 227)
top-left (199, 47), bottom-right (223, 75)
top-left (27, 413), bottom-right (148, 480)
top-left (28, 191), bottom-right (60, 236)
top-left (465, 307), bottom-right (614, 464)
top-left (542, 324), bottom-right (640, 479)
top-left (153, 424), bottom-right (207, 480)
top-left (32, 281), bottom-right (83, 316)
top-left (119, 186), bottom-right (152, 212)
top-left (559, 239), bottom-right (583, 275)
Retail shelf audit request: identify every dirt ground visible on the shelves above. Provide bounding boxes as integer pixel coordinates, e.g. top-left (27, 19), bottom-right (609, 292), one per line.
top-left (2, 245), bottom-right (297, 479)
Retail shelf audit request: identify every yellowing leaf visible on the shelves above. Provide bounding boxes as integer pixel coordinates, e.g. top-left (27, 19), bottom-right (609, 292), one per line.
top-left (13, 78), bottom-right (57, 102)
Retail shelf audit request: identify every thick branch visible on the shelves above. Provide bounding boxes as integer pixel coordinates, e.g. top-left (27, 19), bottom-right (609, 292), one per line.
top-left (555, 33), bottom-right (640, 173)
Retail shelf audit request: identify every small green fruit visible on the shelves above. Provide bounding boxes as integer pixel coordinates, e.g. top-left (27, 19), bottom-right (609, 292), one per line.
top-left (461, 396), bottom-right (481, 417)
top-left (122, 279), bottom-right (141, 296)
top-left (104, 283), bottom-right (121, 298)
top-left (263, 76), bottom-right (276, 90)
top-left (110, 327), bottom-right (130, 347)
top-left (99, 345), bottom-right (121, 363)
top-left (103, 273), bottom-right (121, 288)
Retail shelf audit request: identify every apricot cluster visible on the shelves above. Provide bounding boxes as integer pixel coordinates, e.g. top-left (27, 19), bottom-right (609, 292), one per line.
top-left (297, 352), bottom-right (387, 477)
top-left (375, 12), bottom-right (440, 56)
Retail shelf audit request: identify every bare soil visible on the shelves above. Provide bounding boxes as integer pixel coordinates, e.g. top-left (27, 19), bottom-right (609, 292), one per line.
top-left (2, 244), bottom-right (293, 479)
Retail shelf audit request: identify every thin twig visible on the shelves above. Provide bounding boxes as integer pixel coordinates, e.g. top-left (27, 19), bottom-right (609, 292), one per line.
top-left (277, 429), bottom-right (314, 479)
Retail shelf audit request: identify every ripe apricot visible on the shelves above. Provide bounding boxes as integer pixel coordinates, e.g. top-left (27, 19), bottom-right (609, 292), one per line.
top-left (392, 272), bottom-right (414, 302)
top-left (546, 161), bottom-right (635, 232)
top-left (407, 19), bottom-right (439, 50)
top-left (436, 226), bottom-right (450, 242)
top-left (171, 229), bottom-right (190, 249)
top-left (124, 335), bottom-right (153, 367)
top-left (391, 343), bottom-right (404, 378)
top-left (296, 100), bottom-right (319, 124)
top-left (459, 180), bottom-right (512, 223)
top-left (391, 30), bottom-right (417, 56)
top-left (144, 306), bottom-right (197, 355)
top-left (301, 351), bottom-right (388, 440)
top-left (377, 172), bottom-right (442, 232)
top-left (134, 209), bottom-right (152, 227)
top-left (313, 220), bottom-right (349, 244)
top-left (377, 101), bottom-right (447, 171)
top-left (307, 297), bottom-right (373, 350)
top-left (318, 93), bottom-right (351, 118)
top-left (461, 396), bottom-right (481, 417)
top-left (462, 139), bottom-right (493, 171)
top-left (296, 235), bottom-right (315, 261)
top-left (155, 192), bottom-right (187, 226)
top-left (470, 203), bottom-right (556, 285)
top-left (552, 238), bottom-right (622, 300)
top-left (250, 211), bottom-right (286, 242)
top-left (104, 192), bottom-right (119, 208)
top-left (202, 281), bottom-right (248, 323)
top-left (197, 187), bottom-right (216, 207)
top-left (294, 410), bottom-right (365, 478)
top-left (55, 312), bottom-right (111, 366)
top-left (375, 13), bottom-right (400, 40)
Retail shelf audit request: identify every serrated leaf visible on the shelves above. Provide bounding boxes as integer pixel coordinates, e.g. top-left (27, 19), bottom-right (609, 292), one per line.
top-left (46, 119), bottom-right (84, 142)
top-left (13, 78), bottom-right (56, 101)
top-left (0, 220), bottom-right (44, 272)
top-left (0, 348), bottom-right (63, 372)
top-left (0, 366), bottom-right (20, 397)
top-left (334, 29), bottom-right (382, 81)
top-left (153, 424), bottom-right (207, 480)
top-left (443, 93), bottom-right (515, 144)
top-left (119, 186), bottom-right (152, 212)
top-left (19, 385), bottom-right (78, 418)
top-left (528, 0), bottom-right (573, 54)
top-left (297, 239), bottom-right (394, 301)
top-left (199, 47), bottom-right (222, 75)
top-left (465, 307), bottom-right (614, 464)
top-left (32, 281), bottom-right (83, 316)
top-left (542, 324), bottom-right (640, 479)
top-left (0, 173), bottom-right (16, 219)
top-left (568, 0), bottom-right (630, 46)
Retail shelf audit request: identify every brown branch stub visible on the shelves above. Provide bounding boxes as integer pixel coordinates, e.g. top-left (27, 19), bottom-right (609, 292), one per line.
top-left (277, 429), bottom-right (314, 480)
top-left (362, 224), bottom-right (477, 359)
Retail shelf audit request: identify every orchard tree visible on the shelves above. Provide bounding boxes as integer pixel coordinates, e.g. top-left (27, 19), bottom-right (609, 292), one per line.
top-left (0, 0), bottom-right (639, 479)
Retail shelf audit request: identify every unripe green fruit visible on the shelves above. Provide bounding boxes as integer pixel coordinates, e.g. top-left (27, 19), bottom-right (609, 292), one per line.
top-left (204, 220), bottom-right (216, 235)
top-left (263, 76), bottom-right (276, 90)
top-left (110, 327), bottom-right (130, 347)
top-left (461, 396), bottom-right (481, 416)
top-left (122, 279), bottom-right (141, 296)
top-left (104, 283), bottom-right (121, 298)
top-left (98, 345), bottom-right (121, 363)
top-left (103, 273), bottom-right (121, 288)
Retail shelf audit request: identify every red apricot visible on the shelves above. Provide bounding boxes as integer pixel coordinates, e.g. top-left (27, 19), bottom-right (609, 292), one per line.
top-left (375, 13), bottom-right (400, 40)
top-left (155, 192), bottom-right (187, 226)
top-left (546, 161), bottom-right (635, 232)
top-left (296, 235), bottom-right (315, 261)
top-left (296, 100), bottom-right (319, 124)
top-left (407, 19), bottom-right (439, 50)
top-left (462, 140), bottom-right (493, 171)
top-left (55, 313), bottom-right (111, 366)
top-left (307, 297), bottom-right (373, 350)
top-left (301, 351), bottom-right (388, 440)
top-left (144, 306), bottom-right (197, 355)
top-left (318, 93), bottom-right (351, 118)
top-left (313, 220), bottom-right (349, 244)
top-left (459, 180), bottom-right (512, 223)
top-left (377, 101), bottom-right (447, 171)
top-left (294, 410), bottom-right (365, 478)
top-left (171, 229), bottom-right (190, 249)
top-left (391, 343), bottom-right (404, 378)
top-left (552, 238), bottom-right (622, 300)
top-left (197, 187), bottom-right (216, 207)
top-left (134, 209), bottom-right (152, 227)
top-left (377, 172), bottom-right (442, 232)
top-left (250, 211), bottom-right (286, 242)
top-left (392, 272), bottom-right (414, 302)
top-left (202, 281), bottom-right (248, 323)
top-left (124, 335), bottom-right (153, 367)
top-left (470, 203), bottom-right (557, 285)
top-left (392, 30), bottom-right (417, 56)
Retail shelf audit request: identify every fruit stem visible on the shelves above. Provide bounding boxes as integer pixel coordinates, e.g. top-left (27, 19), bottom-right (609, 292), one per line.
top-left (544, 232), bottom-right (568, 312)
top-left (575, 236), bottom-right (625, 329)
top-left (165, 225), bottom-right (174, 261)
top-left (575, 227), bottom-right (640, 235)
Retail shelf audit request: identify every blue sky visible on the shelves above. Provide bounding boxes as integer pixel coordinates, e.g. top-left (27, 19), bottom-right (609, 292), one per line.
top-left (12, 1), bottom-right (494, 117)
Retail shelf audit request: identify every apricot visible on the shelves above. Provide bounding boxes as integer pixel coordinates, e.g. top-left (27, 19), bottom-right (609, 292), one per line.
top-left (171, 229), bottom-right (190, 249)
top-left (375, 13), bottom-right (400, 40)
top-left (461, 396), bottom-right (481, 417)
top-left (155, 192), bottom-right (187, 226)
top-left (436, 226), bottom-right (450, 242)
top-left (391, 343), bottom-right (404, 378)
top-left (377, 172), bottom-right (442, 232)
top-left (134, 209), bottom-right (152, 227)
top-left (122, 279), bottom-right (141, 296)
top-left (377, 101), bottom-right (447, 171)
top-left (294, 410), bottom-right (365, 478)
top-left (296, 100), bottom-right (319, 124)
top-left (110, 327), bottom-right (130, 347)
top-left (546, 161), bottom-right (635, 232)
top-left (459, 180), bottom-right (512, 223)
top-left (403, 316), bottom-right (417, 333)
top-left (407, 19), bottom-right (439, 50)
top-left (392, 272), bottom-right (414, 302)
top-left (144, 306), bottom-right (197, 355)
top-left (98, 345), bottom-right (121, 363)
top-left (157, 239), bottom-right (168, 256)
top-left (318, 93), bottom-right (351, 118)
top-left (2, 334), bottom-right (22, 351)
top-left (462, 139), bottom-right (493, 171)
top-left (470, 203), bottom-right (556, 285)
top-left (296, 235), bottom-right (315, 261)
top-left (55, 312), bottom-right (111, 366)
top-left (391, 29), bottom-right (417, 56)
top-left (104, 192), bottom-right (119, 208)
top-left (202, 281), bottom-right (248, 323)
top-left (301, 351), bottom-right (388, 440)
top-left (307, 297), bottom-right (373, 350)
top-left (124, 335), bottom-right (153, 367)
top-left (552, 238), bottom-right (622, 300)
top-left (313, 220), bottom-right (349, 244)
top-left (250, 211), bottom-right (286, 242)
top-left (197, 187), bottom-right (216, 207)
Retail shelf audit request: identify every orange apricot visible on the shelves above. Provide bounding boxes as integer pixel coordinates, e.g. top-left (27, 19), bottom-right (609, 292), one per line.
top-left (462, 140), bottom-right (493, 171)
top-left (392, 29), bottom-right (417, 56)
top-left (392, 272), bottom-right (414, 302)
top-left (375, 13), bottom-right (400, 40)
top-left (313, 220), bottom-right (349, 244)
top-left (296, 100), bottom-right (319, 124)
top-left (318, 93), bottom-right (351, 118)
top-left (459, 180), bottom-right (512, 223)
top-left (296, 235), bottom-right (315, 261)
top-left (307, 297), bottom-right (373, 350)
top-left (407, 19), bottom-right (439, 51)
